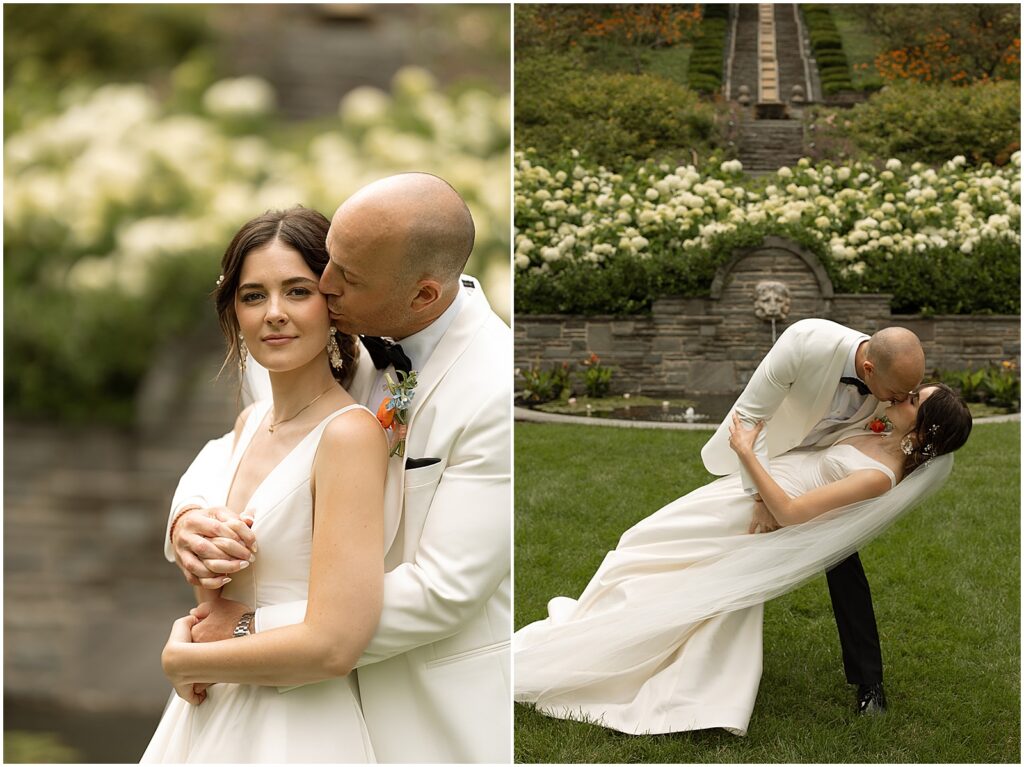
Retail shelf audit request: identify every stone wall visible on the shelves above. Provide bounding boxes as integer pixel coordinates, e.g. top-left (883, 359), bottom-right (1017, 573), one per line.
top-left (4, 341), bottom-right (237, 715)
top-left (515, 238), bottom-right (1020, 396)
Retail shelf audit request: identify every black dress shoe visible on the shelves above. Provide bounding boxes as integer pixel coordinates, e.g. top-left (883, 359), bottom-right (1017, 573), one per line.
top-left (856, 682), bottom-right (887, 715)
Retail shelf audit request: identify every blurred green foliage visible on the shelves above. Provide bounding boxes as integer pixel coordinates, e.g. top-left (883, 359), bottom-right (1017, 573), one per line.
top-left (3, 730), bottom-right (79, 763)
top-left (4, 7), bottom-right (510, 425)
top-left (4, 5), bottom-right (213, 135)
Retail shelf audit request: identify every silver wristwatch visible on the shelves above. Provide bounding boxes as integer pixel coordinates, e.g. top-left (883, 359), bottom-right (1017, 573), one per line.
top-left (232, 611), bottom-right (255, 638)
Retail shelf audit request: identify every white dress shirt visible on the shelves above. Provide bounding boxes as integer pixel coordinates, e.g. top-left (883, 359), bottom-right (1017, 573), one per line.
top-left (799, 337), bottom-right (870, 447)
top-left (365, 288), bottom-right (466, 409)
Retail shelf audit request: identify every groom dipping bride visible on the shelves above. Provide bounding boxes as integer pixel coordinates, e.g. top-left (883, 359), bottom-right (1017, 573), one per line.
top-left (149, 173), bottom-right (510, 763)
top-left (514, 319), bottom-right (972, 736)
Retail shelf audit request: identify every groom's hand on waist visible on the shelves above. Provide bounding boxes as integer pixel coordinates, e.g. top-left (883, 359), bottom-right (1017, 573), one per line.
top-left (171, 507), bottom-right (258, 590)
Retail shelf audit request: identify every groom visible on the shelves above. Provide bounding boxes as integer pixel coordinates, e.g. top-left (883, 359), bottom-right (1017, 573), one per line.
top-left (164, 173), bottom-right (511, 763)
top-left (702, 318), bottom-right (925, 715)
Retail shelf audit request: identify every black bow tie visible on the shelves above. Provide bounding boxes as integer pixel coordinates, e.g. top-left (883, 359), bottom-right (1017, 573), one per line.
top-left (840, 376), bottom-right (871, 396)
top-left (361, 336), bottom-right (412, 375)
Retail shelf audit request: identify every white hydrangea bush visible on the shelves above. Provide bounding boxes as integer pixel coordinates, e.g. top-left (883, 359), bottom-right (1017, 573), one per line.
top-left (514, 149), bottom-right (1020, 312)
top-left (5, 67), bottom-right (509, 306)
top-left (5, 68), bottom-right (510, 420)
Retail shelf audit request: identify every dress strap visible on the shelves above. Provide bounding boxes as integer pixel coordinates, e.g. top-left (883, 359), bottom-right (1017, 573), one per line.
top-left (844, 445), bottom-right (897, 488)
top-left (868, 461), bottom-right (897, 488)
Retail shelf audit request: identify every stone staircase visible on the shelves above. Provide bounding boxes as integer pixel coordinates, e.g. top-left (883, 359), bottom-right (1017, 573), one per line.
top-left (725, 4), bottom-right (813, 173)
top-left (737, 119), bottom-right (806, 173)
top-left (773, 4), bottom-right (814, 103)
top-left (726, 4), bottom-right (759, 100)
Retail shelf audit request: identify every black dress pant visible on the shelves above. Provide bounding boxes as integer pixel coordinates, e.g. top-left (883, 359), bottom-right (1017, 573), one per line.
top-left (825, 551), bottom-right (883, 685)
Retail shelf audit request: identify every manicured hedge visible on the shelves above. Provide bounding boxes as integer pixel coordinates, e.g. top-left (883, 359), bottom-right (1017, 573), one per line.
top-left (802, 4), bottom-right (853, 94)
top-left (686, 10), bottom-right (728, 95)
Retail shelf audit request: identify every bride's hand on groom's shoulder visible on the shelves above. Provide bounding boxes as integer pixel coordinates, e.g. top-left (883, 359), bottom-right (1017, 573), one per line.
top-left (728, 413), bottom-right (764, 457)
top-left (172, 507), bottom-right (257, 590)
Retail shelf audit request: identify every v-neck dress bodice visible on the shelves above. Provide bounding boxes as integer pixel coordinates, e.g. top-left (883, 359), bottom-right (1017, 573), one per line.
top-left (220, 400), bottom-right (371, 612)
top-left (143, 402), bottom-right (378, 763)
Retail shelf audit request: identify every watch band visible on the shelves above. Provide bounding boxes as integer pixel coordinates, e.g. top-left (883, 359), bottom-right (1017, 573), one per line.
top-left (233, 611), bottom-right (256, 638)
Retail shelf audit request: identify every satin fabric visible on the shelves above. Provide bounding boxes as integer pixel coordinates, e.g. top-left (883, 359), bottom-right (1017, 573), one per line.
top-left (143, 403), bottom-right (376, 763)
top-left (514, 444), bottom-right (899, 736)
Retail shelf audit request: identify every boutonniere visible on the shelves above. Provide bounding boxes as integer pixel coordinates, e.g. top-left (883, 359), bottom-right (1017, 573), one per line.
top-left (866, 415), bottom-right (892, 434)
top-left (376, 370), bottom-right (418, 457)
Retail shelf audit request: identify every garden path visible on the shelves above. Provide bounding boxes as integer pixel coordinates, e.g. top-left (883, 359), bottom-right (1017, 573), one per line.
top-left (514, 406), bottom-right (1020, 430)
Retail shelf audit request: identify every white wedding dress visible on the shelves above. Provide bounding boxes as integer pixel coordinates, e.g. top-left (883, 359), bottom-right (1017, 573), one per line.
top-left (143, 401), bottom-right (377, 763)
top-left (514, 441), bottom-right (952, 736)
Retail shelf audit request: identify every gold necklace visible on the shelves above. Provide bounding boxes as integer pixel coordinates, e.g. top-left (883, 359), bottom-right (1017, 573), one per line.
top-left (268, 383), bottom-right (336, 434)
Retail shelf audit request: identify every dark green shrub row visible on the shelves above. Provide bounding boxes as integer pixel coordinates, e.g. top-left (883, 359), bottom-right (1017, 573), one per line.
top-left (686, 12), bottom-right (727, 94)
top-left (802, 4), bottom-right (853, 93)
top-left (515, 232), bottom-right (1021, 317)
top-left (516, 54), bottom-right (717, 164)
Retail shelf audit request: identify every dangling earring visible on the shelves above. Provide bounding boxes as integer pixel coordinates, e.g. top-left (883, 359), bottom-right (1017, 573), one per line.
top-left (900, 434), bottom-right (915, 456)
top-left (327, 326), bottom-right (344, 371)
top-left (238, 332), bottom-right (248, 375)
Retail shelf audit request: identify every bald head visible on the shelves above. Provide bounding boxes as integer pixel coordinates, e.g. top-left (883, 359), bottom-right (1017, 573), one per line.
top-left (861, 326), bottom-right (926, 402)
top-left (331, 173), bottom-right (474, 289)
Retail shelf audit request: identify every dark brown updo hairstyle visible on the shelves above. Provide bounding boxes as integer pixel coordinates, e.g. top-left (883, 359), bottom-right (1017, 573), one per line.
top-left (903, 382), bottom-right (972, 475)
top-left (213, 206), bottom-right (358, 387)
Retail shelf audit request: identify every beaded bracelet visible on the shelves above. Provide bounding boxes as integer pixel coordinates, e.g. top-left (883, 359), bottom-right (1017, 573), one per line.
top-left (168, 505), bottom-right (200, 545)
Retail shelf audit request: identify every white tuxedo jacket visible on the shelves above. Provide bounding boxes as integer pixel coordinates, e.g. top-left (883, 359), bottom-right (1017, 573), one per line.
top-left (165, 279), bottom-right (511, 763)
top-left (702, 319), bottom-right (882, 485)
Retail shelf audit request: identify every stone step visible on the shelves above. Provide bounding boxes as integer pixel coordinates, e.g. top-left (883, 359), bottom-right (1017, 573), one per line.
top-left (774, 4), bottom-right (811, 101)
top-left (728, 3), bottom-right (760, 99)
top-left (727, 3), bottom-right (816, 104)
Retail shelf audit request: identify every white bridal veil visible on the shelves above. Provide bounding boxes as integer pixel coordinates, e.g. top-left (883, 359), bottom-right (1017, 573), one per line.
top-left (243, 357), bottom-right (272, 405)
top-left (514, 453), bottom-right (953, 701)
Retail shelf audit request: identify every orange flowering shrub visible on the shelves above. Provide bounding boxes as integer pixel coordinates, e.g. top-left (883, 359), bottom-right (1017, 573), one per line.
top-left (579, 5), bottom-right (701, 48)
top-left (517, 4), bottom-right (701, 53)
top-left (871, 29), bottom-right (1019, 85)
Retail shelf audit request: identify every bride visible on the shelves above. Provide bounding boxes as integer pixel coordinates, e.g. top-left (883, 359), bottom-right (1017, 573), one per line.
top-left (514, 383), bottom-right (972, 736)
top-left (142, 207), bottom-right (387, 762)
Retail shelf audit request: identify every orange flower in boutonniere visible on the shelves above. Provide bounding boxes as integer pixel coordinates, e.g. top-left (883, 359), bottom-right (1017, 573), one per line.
top-left (376, 398), bottom-right (395, 429)
top-left (375, 370), bottom-right (418, 457)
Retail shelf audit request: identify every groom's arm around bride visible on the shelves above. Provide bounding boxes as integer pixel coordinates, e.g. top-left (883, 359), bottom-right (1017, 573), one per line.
top-left (161, 174), bottom-right (511, 763)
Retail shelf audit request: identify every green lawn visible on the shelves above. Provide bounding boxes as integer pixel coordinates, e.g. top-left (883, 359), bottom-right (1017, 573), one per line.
top-left (830, 5), bottom-right (886, 87)
top-left (514, 422), bottom-right (1020, 763)
top-left (581, 40), bottom-right (693, 86)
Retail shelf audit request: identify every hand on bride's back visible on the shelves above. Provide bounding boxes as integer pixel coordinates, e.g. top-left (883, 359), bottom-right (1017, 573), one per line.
top-left (172, 506), bottom-right (258, 589)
